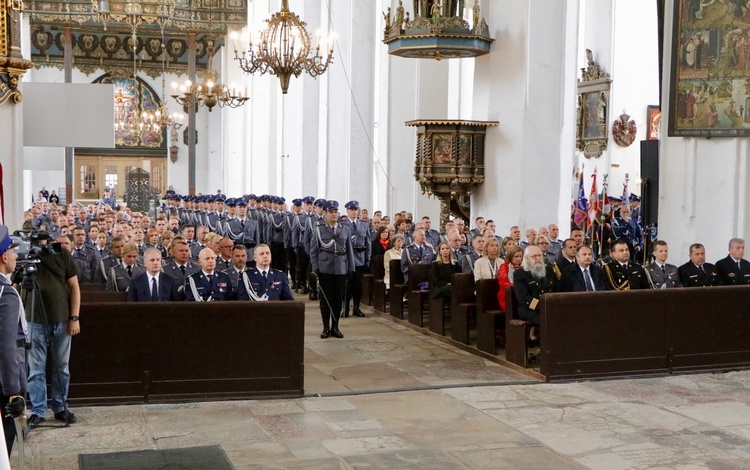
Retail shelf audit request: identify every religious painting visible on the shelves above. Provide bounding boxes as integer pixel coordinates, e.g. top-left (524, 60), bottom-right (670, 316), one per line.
top-left (432, 134), bottom-right (453, 164)
top-left (647, 105), bottom-right (661, 140)
top-left (576, 49), bottom-right (611, 159)
top-left (457, 134), bottom-right (472, 165)
top-left (669, 2), bottom-right (750, 136)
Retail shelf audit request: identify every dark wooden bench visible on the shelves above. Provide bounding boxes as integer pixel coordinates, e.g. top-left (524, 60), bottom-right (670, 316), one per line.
top-left (389, 259), bottom-right (407, 319)
top-left (363, 255), bottom-right (383, 307)
top-left (81, 290), bottom-right (128, 303)
top-left (372, 255), bottom-right (387, 312)
top-left (448, 273), bottom-right (476, 343)
top-left (80, 283), bottom-right (105, 291)
top-left (475, 279), bottom-right (504, 354)
top-left (505, 285), bottom-right (531, 368)
top-left (407, 264), bottom-right (431, 327)
top-left (70, 301), bottom-right (305, 405)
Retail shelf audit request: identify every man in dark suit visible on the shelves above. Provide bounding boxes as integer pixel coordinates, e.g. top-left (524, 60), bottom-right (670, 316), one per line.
top-left (715, 238), bottom-right (750, 285)
top-left (185, 248), bottom-right (234, 301)
top-left (678, 243), bottom-right (720, 287)
top-left (127, 249), bottom-right (181, 301)
top-left (0, 227), bottom-right (27, 456)
top-left (237, 244), bottom-right (294, 301)
top-left (560, 245), bottom-right (608, 292)
top-left (603, 240), bottom-right (650, 290)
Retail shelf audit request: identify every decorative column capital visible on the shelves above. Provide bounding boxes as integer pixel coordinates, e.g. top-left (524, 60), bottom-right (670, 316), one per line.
top-left (1, 1), bottom-right (34, 105)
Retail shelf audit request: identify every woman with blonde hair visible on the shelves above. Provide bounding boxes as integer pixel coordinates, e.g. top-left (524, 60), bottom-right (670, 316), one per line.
top-left (430, 241), bottom-right (462, 302)
top-left (383, 233), bottom-right (404, 289)
top-left (474, 237), bottom-right (504, 281)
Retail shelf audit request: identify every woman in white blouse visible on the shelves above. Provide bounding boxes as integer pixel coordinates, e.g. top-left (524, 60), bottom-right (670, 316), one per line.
top-left (383, 233), bottom-right (404, 289)
top-left (474, 236), bottom-right (504, 281)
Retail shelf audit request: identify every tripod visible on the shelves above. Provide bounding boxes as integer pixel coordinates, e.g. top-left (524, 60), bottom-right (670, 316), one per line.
top-left (19, 267), bottom-right (71, 433)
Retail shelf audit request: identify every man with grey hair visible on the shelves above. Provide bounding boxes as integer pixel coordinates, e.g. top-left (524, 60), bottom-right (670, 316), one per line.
top-left (400, 228), bottom-right (434, 282)
top-left (535, 235), bottom-right (556, 265)
top-left (715, 238), bottom-right (750, 285)
top-left (513, 246), bottom-right (555, 326)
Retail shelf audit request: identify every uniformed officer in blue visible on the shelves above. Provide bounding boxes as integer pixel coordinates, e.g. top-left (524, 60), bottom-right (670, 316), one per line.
top-left (237, 244), bottom-right (294, 301)
top-left (293, 196), bottom-right (315, 295)
top-left (305, 198), bottom-right (327, 300)
top-left (0, 227), bottom-right (27, 455)
top-left (266, 197), bottom-right (290, 273)
top-left (185, 248), bottom-right (234, 301)
top-left (340, 201), bottom-right (371, 318)
top-left (400, 228), bottom-right (436, 282)
top-left (226, 198), bottom-right (261, 261)
top-left (310, 200), bottom-right (355, 339)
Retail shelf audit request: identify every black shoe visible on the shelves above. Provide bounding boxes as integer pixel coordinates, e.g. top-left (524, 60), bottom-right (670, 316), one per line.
top-left (353, 309), bottom-right (365, 317)
top-left (320, 329), bottom-right (330, 339)
top-left (330, 329), bottom-right (344, 338)
top-left (54, 410), bottom-right (76, 424)
top-left (310, 292), bottom-right (318, 301)
top-left (27, 414), bottom-right (45, 428)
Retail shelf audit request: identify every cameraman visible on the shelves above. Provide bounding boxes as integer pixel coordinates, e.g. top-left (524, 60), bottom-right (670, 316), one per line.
top-left (21, 233), bottom-right (80, 427)
top-left (0, 226), bottom-right (27, 456)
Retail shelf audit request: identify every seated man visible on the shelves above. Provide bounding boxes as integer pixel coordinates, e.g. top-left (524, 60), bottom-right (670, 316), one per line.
top-left (127, 248), bottom-right (181, 301)
top-left (185, 248), bottom-right (234, 301)
top-left (678, 243), bottom-right (720, 287)
top-left (223, 244), bottom-right (249, 291)
top-left (513, 246), bottom-right (555, 326)
top-left (460, 233), bottom-right (484, 274)
top-left (646, 240), bottom-right (681, 288)
top-left (400, 228), bottom-right (435, 282)
top-left (237, 244), bottom-right (294, 301)
top-left (105, 242), bottom-right (145, 292)
top-left (715, 238), bottom-right (750, 285)
top-left (602, 240), bottom-right (649, 290)
top-left (560, 245), bottom-right (608, 292)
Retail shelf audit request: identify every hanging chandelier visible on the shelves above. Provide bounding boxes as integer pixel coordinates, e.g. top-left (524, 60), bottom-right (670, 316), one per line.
top-left (170, 40), bottom-right (249, 112)
top-left (232, 0), bottom-right (335, 94)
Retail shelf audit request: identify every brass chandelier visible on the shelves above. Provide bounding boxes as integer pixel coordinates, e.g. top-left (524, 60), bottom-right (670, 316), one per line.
top-left (170, 40), bottom-right (249, 112)
top-left (232, 0), bottom-right (335, 94)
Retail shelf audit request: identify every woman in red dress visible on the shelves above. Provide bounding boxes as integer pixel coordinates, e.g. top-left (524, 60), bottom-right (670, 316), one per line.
top-left (497, 245), bottom-right (524, 311)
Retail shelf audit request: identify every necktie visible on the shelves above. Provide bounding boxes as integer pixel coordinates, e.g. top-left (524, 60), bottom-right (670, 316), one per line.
top-left (661, 265), bottom-right (666, 276)
top-left (583, 268), bottom-right (594, 291)
top-left (99, 250), bottom-right (104, 257)
top-left (76, 248), bottom-right (83, 256)
top-left (699, 264), bottom-right (705, 274)
top-left (208, 274), bottom-right (214, 285)
top-left (151, 277), bottom-right (158, 301)
top-left (241, 219), bottom-right (245, 229)
top-left (180, 265), bottom-right (186, 277)
top-left (127, 265), bottom-right (132, 277)
top-left (418, 246), bottom-right (423, 258)
top-left (738, 261), bottom-right (742, 271)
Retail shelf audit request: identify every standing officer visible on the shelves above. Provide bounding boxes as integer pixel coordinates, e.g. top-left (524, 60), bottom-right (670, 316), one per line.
top-left (293, 196), bottom-right (315, 295)
top-left (286, 200), bottom-right (302, 290)
top-left (226, 198), bottom-right (261, 263)
top-left (305, 199), bottom-right (326, 300)
top-left (310, 201), bottom-right (355, 339)
top-left (237, 244), bottom-right (294, 301)
top-left (0, 227), bottom-right (26, 455)
top-left (267, 197), bottom-right (289, 273)
top-left (340, 201), bottom-right (371, 318)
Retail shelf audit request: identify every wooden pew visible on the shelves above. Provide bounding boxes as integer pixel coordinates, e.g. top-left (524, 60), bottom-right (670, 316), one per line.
top-left (505, 285), bottom-right (530, 368)
top-left (407, 264), bottom-right (431, 327)
top-left (389, 259), bottom-right (407, 319)
top-left (372, 255), bottom-right (387, 312)
top-left (475, 279), bottom-right (504, 354)
top-left (70, 301), bottom-right (305, 405)
top-left (449, 273), bottom-right (476, 343)
top-left (362, 258), bottom-right (377, 306)
top-left (81, 290), bottom-right (127, 303)
top-left (80, 283), bottom-right (105, 292)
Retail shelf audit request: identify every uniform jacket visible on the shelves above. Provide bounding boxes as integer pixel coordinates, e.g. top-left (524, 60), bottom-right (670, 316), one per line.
top-left (0, 275), bottom-right (26, 396)
top-left (460, 249), bottom-right (482, 274)
top-left (95, 255), bottom-right (121, 283)
top-left (184, 270), bottom-right (234, 301)
top-left (425, 229), bottom-right (441, 249)
top-left (126, 272), bottom-right (181, 301)
top-left (222, 266), bottom-right (247, 291)
top-left (163, 260), bottom-right (201, 292)
top-left (309, 221), bottom-right (355, 275)
top-left (237, 267), bottom-right (294, 301)
top-left (513, 267), bottom-right (555, 322)
top-left (72, 244), bottom-right (100, 281)
top-left (646, 262), bottom-right (682, 288)
top-left (400, 243), bottom-right (436, 279)
top-left (226, 217), bottom-right (261, 248)
top-left (678, 262), bottom-right (720, 287)
top-left (340, 217), bottom-right (372, 267)
top-left (266, 211), bottom-right (290, 244)
top-left (105, 263), bottom-right (146, 292)
top-left (190, 243), bottom-right (208, 260)
top-left (603, 261), bottom-right (650, 290)
top-left (715, 255), bottom-right (750, 285)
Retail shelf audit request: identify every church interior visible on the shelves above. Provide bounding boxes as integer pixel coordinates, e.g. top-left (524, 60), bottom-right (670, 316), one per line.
top-left (4, 0), bottom-right (750, 468)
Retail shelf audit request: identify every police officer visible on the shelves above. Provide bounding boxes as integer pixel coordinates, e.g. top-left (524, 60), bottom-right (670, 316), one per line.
top-left (646, 240), bottom-right (681, 288)
top-left (293, 196), bottom-right (315, 295)
top-left (310, 201), bottom-right (355, 339)
top-left (225, 198), bottom-right (261, 263)
top-left (163, 239), bottom-right (200, 292)
top-left (105, 242), bottom-right (146, 292)
top-left (0, 227), bottom-right (27, 455)
top-left (340, 201), bottom-right (371, 318)
top-left (400, 228), bottom-right (435, 282)
top-left (305, 199), bottom-right (326, 300)
top-left (185, 248), bottom-right (234, 301)
top-left (237, 244), bottom-right (294, 301)
top-left (286, 200), bottom-right (301, 289)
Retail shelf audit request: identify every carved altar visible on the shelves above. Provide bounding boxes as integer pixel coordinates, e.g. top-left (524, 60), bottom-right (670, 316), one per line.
top-left (406, 119), bottom-right (498, 225)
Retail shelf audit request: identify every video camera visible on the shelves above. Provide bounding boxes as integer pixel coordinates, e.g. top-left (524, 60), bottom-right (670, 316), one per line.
top-left (11, 230), bottom-right (62, 276)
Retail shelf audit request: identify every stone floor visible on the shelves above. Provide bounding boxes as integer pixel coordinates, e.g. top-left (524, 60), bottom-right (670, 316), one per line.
top-left (11, 294), bottom-right (750, 469)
